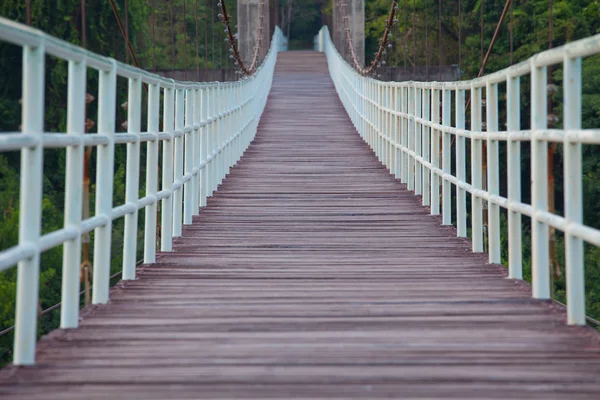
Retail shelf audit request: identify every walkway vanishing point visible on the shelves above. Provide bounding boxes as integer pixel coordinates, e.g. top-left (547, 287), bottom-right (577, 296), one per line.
top-left (2, 52), bottom-right (600, 399)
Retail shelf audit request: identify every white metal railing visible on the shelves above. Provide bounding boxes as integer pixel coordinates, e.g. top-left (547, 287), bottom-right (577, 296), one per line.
top-left (317, 26), bottom-right (600, 326)
top-left (0, 18), bottom-right (282, 365)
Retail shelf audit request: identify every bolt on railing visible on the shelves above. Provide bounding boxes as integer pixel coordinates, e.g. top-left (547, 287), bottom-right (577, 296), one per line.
top-left (317, 25), bottom-right (600, 327)
top-left (0, 17), bottom-right (282, 365)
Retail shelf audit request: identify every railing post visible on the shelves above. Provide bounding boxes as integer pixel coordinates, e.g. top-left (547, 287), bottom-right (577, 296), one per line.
top-left (377, 82), bottom-right (383, 163)
top-left (172, 88), bottom-right (185, 237)
top-left (507, 76), bottom-right (522, 278)
top-left (430, 89), bottom-right (440, 215)
top-left (13, 42), bottom-right (45, 366)
top-left (144, 82), bottom-right (160, 263)
top-left (414, 87), bottom-right (422, 195)
top-left (192, 88), bottom-right (201, 215)
top-left (93, 62), bottom-right (117, 304)
top-left (401, 85), bottom-right (408, 184)
top-left (407, 85), bottom-right (415, 191)
top-left (486, 82), bottom-right (500, 262)
top-left (442, 89), bottom-right (452, 225)
top-left (471, 86), bottom-right (484, 252)
top-left (531, 64), bottom-right (550, 299)
top-left (200, 87), bottom-right (208, 207)
top-left (160, 86), bottom-right (175, 251)
top-left (563, 56), bottom-right (584, 324)
top-left (122, 77), bottom-right (142, 280)
top-left (422, 87), bottom-right (430, 206)
top-left (183, 88), bottom-right (194, 225)
top-left (61, 58), bottom-right (86, 328)
top-left (394, 86), bottom-right (401, 178)
top-left (455, 89), bottom-right (467, 237)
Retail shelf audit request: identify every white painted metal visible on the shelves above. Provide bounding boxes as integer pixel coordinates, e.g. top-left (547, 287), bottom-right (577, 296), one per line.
top-left (319, 25), bottom-right (600, 326)
top-left (506, 76), bottom-right (522, 279)
top-left (486, 82), bottom-right (500, 263)
top-left (122, 77), bottom-right (142, 281)
top-left (0, 17), bottom-right (282, 364)
top-left (144, 82), bottom-right (160, 264)
top-left (563, 56), bottom-right (585, 325)
top-left (531, 65), bottom-right (550, 300)
top-left (13, 42), bottom-right (45, 366)
top-left (60, 58), bottom-right (86, 329)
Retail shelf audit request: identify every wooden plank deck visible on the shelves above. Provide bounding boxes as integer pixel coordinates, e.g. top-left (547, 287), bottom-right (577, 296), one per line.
top-left (2, 51), bottom-right (600, 399)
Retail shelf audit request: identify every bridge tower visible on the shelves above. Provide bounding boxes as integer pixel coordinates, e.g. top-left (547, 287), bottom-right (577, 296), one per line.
top-left (332, 0), bottom-right (364, 66)
top-left (238, 0), bottom-right (271, 65)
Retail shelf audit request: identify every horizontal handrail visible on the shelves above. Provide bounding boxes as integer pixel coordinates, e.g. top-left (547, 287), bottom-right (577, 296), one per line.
top-left (0, 17), bottom-right (283, 365)
top-left (318, 25), bottom-right (600, 327)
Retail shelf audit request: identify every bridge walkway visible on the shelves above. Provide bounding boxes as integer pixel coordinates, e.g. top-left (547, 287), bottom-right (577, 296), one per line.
top-left (1, 51), bottom-right (600, 399)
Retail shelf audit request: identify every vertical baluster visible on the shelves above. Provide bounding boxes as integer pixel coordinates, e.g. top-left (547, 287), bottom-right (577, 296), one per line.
top-left (414, 87), bottom-right (422, 195)
top-left (486, 82), bottom-right (500, 262)
top-left (456, 89), bottom-right (467, 237)
top-left (183, 89), bottom-right (194, 225)
top-left (563, 56), bottom-right (584, 324)
top-left (160, 86), bottom-right (175, 251)
top-left (200, 87), bottom-right (208, 207)
top-left (407, 85), bottom-right (415, 191)
top-left (172, 88), bottom-right (185, 237)
top-left (14, 42), bottom-right (45, 366)
top-left (144, 82), bottom-right (160, 263)
top-left (395, 86), bottom-right (401, 178)
top-left (122, 77), bottom-right (142, 280)
top-left (61, 58), bottom-right (86, 328)
top-left (507, 76), bottom-right (522, 278)
top-left (422, 87), bottom-right (431, 206)
top-left (442, 89), bottom-right (452, 225)
top-left (93, 62), bottom-right (117, 302)
top-left (401, 86), bottom-right (409, 184)
top-left (531, 65), bottom-right (550, 299)
top-left (471, 86), bottom-right (484, 252)
top-left (431, 89), bottom-right (440, 215)
top-left (192, 88), bottom-right (201, 215)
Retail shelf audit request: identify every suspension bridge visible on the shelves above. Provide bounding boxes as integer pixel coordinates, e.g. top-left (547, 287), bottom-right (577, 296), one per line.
top-left (1, 2), bottom-right (600, 398)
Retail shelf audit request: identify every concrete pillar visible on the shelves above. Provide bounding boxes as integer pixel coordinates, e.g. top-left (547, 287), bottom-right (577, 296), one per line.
top-left (331, 0), bottom-right (364, 66)
top-left (238, 0), bottom-right (271, 68)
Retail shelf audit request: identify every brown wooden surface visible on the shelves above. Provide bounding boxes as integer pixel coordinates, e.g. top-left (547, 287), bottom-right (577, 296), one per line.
top-left (2, 51), bottom-right (600, 399)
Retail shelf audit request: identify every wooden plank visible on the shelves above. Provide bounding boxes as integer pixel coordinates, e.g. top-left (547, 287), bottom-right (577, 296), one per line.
top-left (1, 51), bottom-right (600, 399)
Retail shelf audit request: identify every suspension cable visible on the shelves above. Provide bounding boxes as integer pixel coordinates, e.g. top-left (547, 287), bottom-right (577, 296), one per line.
top-left (340, 0), bottom-right (398, 77)
top-left (108, 0), bottom-right (142, 68)
top-left (218, 0), bottom-right (266, 76)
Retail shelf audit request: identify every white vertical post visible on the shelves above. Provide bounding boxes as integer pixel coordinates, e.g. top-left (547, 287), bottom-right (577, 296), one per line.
top-left (422, 88), bottom-right (430, 206)
top-left (563, 56), bottom-right (584, 324)
top-left (401, 86), bottom-right (408, 184)
top-left (531, 65), bottom-right (550, 299)
top-left (160, 86), bottom-right (175, 251)
top-left (507, 76), bottom-right (522, 278)
top-left (93, 61), bottom-right (117, 304)
top-left (200, 88), bottom-right (208, 207)
top-left (455, 89), bottom-right (467, 237)
top-left (414, 87), bottom-right (422, 195)
top-left (471, 86), bottom-right (484, 252)
top-left (122, 77), bottom-right (142, 281)
top-left (486, 82), bottom-right (500, 263)
top-left (430, 89), bottom-right (440, 215)
top-left (183, 89), bottom-right (194, 225)
top-left (192, 88), bottom-right (201, 215)
top-left (394, 86), bottom-right (401, 178)
top-left (61, 58), bottom-right (86, 329)
top-left (442, 89), bottom-right (452, 225)
top-left (14, 42), bottom-right (45, 366)
top-left (144, 82), bottom-right (160, 264)
top-left (407, 85), bottom-right (415, 191)
top-left (172, 88), bottom-right (185, 237)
